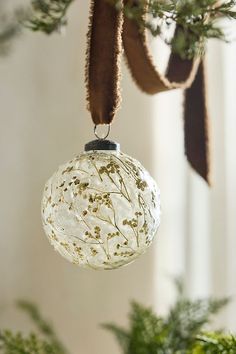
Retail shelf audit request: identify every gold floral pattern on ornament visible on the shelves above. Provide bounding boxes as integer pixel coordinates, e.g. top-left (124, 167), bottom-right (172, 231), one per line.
top-left (42, 151), bottom-right (161, 270)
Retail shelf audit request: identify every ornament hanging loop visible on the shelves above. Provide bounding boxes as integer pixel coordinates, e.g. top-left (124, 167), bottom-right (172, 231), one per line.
top-left (94, 124), bottom-right (111, 140)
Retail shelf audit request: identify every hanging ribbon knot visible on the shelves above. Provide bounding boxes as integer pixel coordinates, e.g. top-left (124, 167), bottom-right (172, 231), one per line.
top-left (86, 0), bottom-right (211, 184)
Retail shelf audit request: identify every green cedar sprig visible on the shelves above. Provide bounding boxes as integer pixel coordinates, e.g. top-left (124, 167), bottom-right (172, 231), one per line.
top-left (0, 7), bottom-right (25, 56)
top-left (103, 280), bottom-right (232, 354)
top-left (114, 0), bottom-right (236, 59)
top-left (0, 285), bottom-right (235, 354)
top-left (2, 1), bottom-right (236, 59)
top-left (25, 0), bottom-right (75, 34)
top-left (0, 301), bottom-right (68, 354)
top-left (17, 301), bottom-right (67, 354)
top-left (0, 331), bottom-right (60, 354)
top-left (24, 0), bottom-right (236, 59)
top-left (196, 333), bottom-right (236, 353)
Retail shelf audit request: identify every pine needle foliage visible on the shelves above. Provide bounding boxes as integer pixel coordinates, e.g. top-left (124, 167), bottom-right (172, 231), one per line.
top-left (25, 0), bottom-right (75, 34)
top-left (112, 0), bottom-right (236, 59)
top-left (0, 285), bottom-right (235, 353)
top-left (195, 333), bottom-right (236, 353)
top-left (1, 0), bottom-right (236, 58)
top-left (17, 301), bottom-right (67, 354)
top-left (0, 301), bottom-right (68, 354)
top-left (0, 7), bottom-right (25, 56)
top-left (103, 283), bottom-right (233, 354)
top-left (0, 331), bottom-right (61, 354)
top-left (24, 0), bottom-right (236, 58)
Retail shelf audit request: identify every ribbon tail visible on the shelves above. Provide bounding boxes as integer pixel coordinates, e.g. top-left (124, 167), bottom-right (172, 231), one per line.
top-left (184, 60), bottom-right (211, 184)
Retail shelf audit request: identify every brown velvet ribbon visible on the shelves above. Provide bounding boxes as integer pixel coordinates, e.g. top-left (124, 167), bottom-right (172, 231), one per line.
top-left (184, 61), bottom-right (211, 183)
top-left (86, 0), bottom-right (211, 183)
top-left (86, 0), bottom-right (122, 125)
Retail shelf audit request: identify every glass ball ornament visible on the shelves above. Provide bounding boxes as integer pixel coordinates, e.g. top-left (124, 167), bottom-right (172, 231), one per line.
top-left (41, 139), bottom-right (161, 270)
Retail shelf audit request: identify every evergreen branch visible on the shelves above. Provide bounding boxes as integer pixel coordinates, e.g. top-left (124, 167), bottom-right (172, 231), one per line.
top-left (0, 331), bottom-right (59, 354)
top-left (101, 324), bottom-right (130, 353)
top-left (0, 286), bottom-right (235, 354)
top-left (110, 0), bottom-right (236, 59)
top-left (163, 296), bottom-right (230, 351)
top-left (0, 8), bottom-right (25, 56)
top-left (25, 0), bottom-right (75, 34)
top-left (127, 302), bottom-right (165, 353)
top-left (1, 0), bottom-right (236, 59)
top-left (17, 301), bottom-right (67, 354)
top-left (23, 0), bottom-right (236, 58)
top-left (104, 280), bottom-right (232, 354)
top-left (196, 333), bottom-right (236, 352)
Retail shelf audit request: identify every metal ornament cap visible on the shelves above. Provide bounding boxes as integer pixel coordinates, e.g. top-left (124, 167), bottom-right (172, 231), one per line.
top-left (84, 139), bottom-right (120, 152)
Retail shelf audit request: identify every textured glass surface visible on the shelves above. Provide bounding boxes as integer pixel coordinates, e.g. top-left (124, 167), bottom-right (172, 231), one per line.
top-left (42, 150), bottom-right (161, 270)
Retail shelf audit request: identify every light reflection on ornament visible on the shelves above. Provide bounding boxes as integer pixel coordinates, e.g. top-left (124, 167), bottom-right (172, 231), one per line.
top-left (41, 140), bottom-right (161, 270)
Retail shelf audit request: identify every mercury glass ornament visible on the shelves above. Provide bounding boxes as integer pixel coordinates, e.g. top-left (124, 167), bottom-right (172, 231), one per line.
top-left (41, 140), bottom-right (161, 270)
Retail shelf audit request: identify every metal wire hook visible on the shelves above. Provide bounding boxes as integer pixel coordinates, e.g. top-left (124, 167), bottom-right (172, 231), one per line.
top-left (94, 124), bottom-right (111, 140)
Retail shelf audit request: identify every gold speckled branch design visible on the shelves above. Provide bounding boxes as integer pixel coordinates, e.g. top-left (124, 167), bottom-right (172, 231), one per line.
top-left (42, 151), bottom-right (161, 270)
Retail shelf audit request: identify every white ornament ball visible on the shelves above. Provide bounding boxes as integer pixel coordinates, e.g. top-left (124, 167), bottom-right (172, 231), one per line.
top-left (41, 142), bottom-right (161, 270)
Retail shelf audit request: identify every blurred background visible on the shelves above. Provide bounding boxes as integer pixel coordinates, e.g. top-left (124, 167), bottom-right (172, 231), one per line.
top-left (0, 1), bottom-right (236, 353)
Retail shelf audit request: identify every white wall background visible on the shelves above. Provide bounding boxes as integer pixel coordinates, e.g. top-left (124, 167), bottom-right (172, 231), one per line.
top-left (0, 1), bottom-right (236, 353)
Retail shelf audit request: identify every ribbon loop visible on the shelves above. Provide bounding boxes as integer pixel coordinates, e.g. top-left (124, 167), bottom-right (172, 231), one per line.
top-left (85, 0), bottom-right (211, 183)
